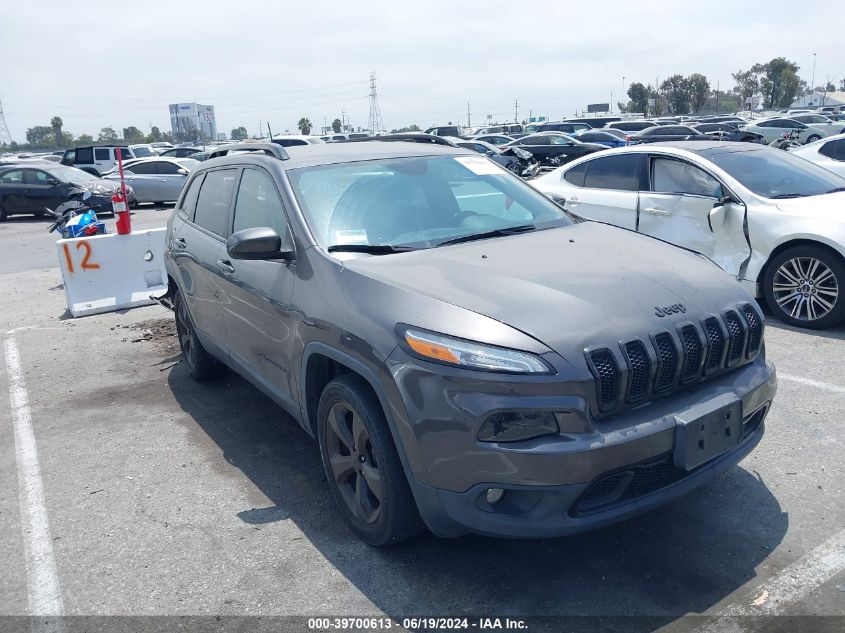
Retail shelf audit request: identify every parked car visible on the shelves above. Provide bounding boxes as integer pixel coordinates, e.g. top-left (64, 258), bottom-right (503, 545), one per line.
top-left (320, 133), bottom-right (370, 142)
top-left (129, 144), bottom-right (159, 158)
top-left (451, 139), bottom-right (540, 177)
top-left (473, 124), bottom-right (524, 136)
top-left (472, 134), bottom-right (515, 146)
top-left (0, 163), bottom-right (135, 220)
top-left (628, 125), bottom-right (718, 143)
top-left (790, 133), bottom-right (845, 178)
top-left (151, 142), bottom-right (175, 151)
top-left (606, 120), bottom-right (658, 133)
top-left (103, 157), bottom-right (198, 204)
top-left (692, 123), bottom-right (765, 143)
top-left (505, 132), bottom-right (605, 167)
top-left (161, 141), bottom-right (775, 545)
top-left (160, 147), bottom-right (203, 159)
top-left (270, 135), bottom-right (325, 147)
top-left (60, 145), bottom-right (136, 176)
top-left (563, 116), bottom-right (622, 129)
top-left (424, 125), bottom-right (467, 137)
top-left (533, 141), bottom-right (845, 328)
top-left (740, 118), bottom-right (828, 144)
top-left (788, 114), bottom-right (845, 138)
top-left (574, 129), bottom-right (628, 147)
top-left (536, 121), bottom-right (592, 134)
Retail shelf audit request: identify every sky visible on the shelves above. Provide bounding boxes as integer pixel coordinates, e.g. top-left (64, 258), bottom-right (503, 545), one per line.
top-left (1, 0), bottom-right (842, 141)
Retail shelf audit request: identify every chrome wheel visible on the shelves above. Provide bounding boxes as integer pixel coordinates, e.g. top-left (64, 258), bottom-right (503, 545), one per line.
top-left (772, 256), bottom-right (838, 322)
top-left (324, 402), bottom-right (383, 524)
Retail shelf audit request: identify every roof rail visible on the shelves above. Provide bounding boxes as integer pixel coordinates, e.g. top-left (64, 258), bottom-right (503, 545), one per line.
top-left (207, 142), bottom-right (289, 161)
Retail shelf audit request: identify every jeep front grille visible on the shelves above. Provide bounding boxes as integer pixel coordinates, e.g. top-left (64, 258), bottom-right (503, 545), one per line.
top-left (585, 304), bottom-right (764, 413)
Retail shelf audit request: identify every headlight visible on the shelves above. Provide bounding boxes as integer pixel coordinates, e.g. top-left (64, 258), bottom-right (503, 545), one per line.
top-left (400, 327), bottom-right (552, 374)
top-left (88, 183), bottom-right (112, 195)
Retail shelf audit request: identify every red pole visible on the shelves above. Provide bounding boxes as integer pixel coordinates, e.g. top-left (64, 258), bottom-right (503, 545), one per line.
top-left (114, 147), bottom-right (132, 234)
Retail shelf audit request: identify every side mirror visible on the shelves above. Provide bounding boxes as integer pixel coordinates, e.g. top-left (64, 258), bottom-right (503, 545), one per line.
top-left (177, 168), bottom-right (189, 175)
top-left (545, 192), bottom-right (566, 206)
top-left (486, 150), bottom-right (495, 156)
top-left (708, 205), bottom-right (726, 232)
top-left (226, 227), bottom-right (293, 261)
top-left (46, 178), bottom-right (60, 186)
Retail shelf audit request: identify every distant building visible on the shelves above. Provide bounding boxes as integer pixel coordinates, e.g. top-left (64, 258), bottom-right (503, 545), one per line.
top-left (793, 91), bottom-right (845, 108)
top-left (168, 103), bottom-right (217, 141)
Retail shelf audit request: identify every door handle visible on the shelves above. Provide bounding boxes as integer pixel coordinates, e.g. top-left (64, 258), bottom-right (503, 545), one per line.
top-left (216, 259), bottom-right (235, 273)
top-left (174, 237), bottom-right (187, 249)
top-left (644, 207), bottom-right (671, 216)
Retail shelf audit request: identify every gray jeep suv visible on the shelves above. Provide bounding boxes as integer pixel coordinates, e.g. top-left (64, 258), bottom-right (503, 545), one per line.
top-left (163, 142), bottom-right (777, 545)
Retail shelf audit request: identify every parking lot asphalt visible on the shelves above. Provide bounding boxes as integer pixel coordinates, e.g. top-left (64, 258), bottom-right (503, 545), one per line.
top-left (0, 207), bottom-right (843, 632)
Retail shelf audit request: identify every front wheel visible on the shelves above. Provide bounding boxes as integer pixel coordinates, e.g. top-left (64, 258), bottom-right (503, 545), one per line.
top-left (763, 245), bottom-right (845, 329)
top-left (317, 374), bottom-right (423, 546)
top-left (173, 288), bottom-right (226, 380)
top-left (805, 134), bottom-right (822, 143)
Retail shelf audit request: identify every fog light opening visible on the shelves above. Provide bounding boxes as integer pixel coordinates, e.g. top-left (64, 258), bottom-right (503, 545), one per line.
top-left (486, 488), bottom-right (506, 505)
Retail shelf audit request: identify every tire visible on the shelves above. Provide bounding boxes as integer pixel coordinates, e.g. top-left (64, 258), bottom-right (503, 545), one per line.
top-left (806, 134), bottom-right (822, 143)
top-left (763, 244), bottom-right (845, 329)
top-left (317, 374), bottom-right (424, 546)
top-left (173, 288), bottom-right (226, 381)
top-left (0, 204), bottom-right (6, 222)
top-left (506, 161), bottom-right (522, 175)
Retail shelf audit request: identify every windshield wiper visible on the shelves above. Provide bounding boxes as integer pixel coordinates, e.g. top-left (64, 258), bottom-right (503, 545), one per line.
top-left (434, 224), bottom-right (537, 247)
top-left (327, 244), bottom-right (416, 254)
top-left (769, 193), bottom-right (806, 199)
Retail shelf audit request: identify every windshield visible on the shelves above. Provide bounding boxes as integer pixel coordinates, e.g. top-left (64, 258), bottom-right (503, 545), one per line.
top-left (131, 146), bottom-right (155, 157)
top-left (707, 148), bottom-right (845, 198)
top-left (47, 165), bottom-right (99, 184)
top-left (287, 155), bottom-right (572, 250)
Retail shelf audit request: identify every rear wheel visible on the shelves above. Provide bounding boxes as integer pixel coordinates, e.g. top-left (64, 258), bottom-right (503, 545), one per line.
top-left (763, 244), bottom-right (845, 329)
top-left (173, 288), bottom-right (226, 381)
top-left (806, 134), bottom-right (822, 143)
top-left (317, 374), bottom-right (423, 546)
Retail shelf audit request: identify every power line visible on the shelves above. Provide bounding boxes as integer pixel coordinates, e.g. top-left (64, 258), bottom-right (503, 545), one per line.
top-left (367, 72), bottom-right (385, 133)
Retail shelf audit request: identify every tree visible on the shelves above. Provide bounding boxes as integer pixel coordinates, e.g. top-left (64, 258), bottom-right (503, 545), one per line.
top-left (751, 57), bottom-right (804, 108)
top-left (660, 74), bottom-right (691, 115)
top-left (331, 118), bottom-right (342, 133)
top-left (146, 126), bottom-right (162, 143)
top-left (731, 69), bottom-right (759, 108)
top-left (50, 117), bottom-right (64, 148)
top-left (98, 126), bottom-right (118, 142)
top-left (626, 82), bottom-right (649, 114)
top-left (26, 126), bottom-right (53, 146)
top-left (77, 133), bottom-right (94, 145)
top-left (230, 126), bottom-right (249, 140)
top-left (122, 126), bottom-right (145, 143)
top-left (297, 117), bottom-right (312, 135)
top-left (174, 119), bottom-right (200, 143)
top-left (686, 73), bottom-right (710, 113)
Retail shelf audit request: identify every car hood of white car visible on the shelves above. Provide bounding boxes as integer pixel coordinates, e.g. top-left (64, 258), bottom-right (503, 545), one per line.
top-left (773, 191), bottom-right (845, 219)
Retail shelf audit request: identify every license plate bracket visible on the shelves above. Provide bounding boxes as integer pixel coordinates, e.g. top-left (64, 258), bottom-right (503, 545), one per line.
top-left (674, 395), bottom-right (743, 471)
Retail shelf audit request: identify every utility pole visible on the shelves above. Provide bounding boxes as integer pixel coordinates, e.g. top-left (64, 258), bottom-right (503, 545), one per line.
top-left (716, 80), bottom-right (720, 113)
top-left (0, 98), bottom-right (13, 145)
top-left (466, 101), bottom-right (471, 128)
top-left (341, 109), bottom-right (347, 132)
top-left (610, 90), bottom-right (613, 114)
top-left (810, 52), bottom-right (817, 105)
top-left (514, 99), bottom-right (519, 123)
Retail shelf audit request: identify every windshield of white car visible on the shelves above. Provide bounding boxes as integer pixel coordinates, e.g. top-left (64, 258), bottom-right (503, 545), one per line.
top-left (705, 148), bottom-right (845, 199)
top-left (287, 155), bottom-right (573, 251)
top-left (131, 147), bottom-right (155, 157)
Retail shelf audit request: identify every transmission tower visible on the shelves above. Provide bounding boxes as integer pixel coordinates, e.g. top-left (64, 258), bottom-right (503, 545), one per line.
top-left (367, 72), bottom-right (385, 133)
top-left (0, 98), bottom-right (12, 146)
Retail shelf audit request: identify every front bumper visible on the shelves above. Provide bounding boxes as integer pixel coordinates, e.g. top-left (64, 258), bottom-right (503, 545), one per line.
top-left (383, 349), bottom-right (776, 538)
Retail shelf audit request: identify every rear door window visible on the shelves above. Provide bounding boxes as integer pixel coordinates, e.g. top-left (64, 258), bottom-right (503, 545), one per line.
top-left (563, 162), bottom-right (587, 187)
top-left (819, 139), bottom-right (845, 161)
top-left (94, 148), bottom-right (110, 161)
top-left (127, 162), bottom-right (154, 175)
top-left (193, 169), bottom-right (238, 237)
top-left (178, 174), bottom-right (204, 221)
top-left (651, 157), bottom-right (723, 197)
top-left (0, 169), bottom-right (23, 184)
top-left (584, 155), bottom-right (642, 191)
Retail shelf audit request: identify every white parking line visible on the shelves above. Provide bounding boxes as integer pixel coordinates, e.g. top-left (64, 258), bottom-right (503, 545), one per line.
top-left (3, 336), bottom-right (64, 616)
top-left (778, 373), bottom-right (845, 394)
top-left (697, 528), bottom-right (845, 631)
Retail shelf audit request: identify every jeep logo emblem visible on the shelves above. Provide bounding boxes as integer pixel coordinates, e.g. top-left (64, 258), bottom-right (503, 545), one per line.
top-left (654, 304), bottom-right (687, 318)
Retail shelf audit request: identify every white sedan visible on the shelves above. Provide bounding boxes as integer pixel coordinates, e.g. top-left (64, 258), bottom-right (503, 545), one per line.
top-left (532, 141), bottom-right (845, 329)
top-left (790, 133), bottom-right (845, 178)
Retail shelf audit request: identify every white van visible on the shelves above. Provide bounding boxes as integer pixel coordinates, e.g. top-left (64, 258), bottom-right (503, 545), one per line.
top-left (60, 145), bottom-right (136, 176)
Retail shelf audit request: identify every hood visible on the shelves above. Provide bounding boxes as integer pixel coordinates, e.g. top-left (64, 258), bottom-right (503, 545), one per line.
top-left (343, 222), bottom-right (751, 358)
top-left (774, 191), bottom-right (845, 218)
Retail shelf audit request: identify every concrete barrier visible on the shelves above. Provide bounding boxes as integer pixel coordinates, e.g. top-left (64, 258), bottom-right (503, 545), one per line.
top-left (56, 228), bottom-right (168, 318)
